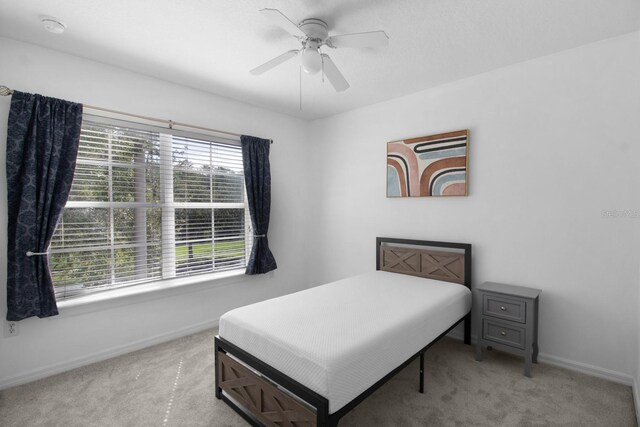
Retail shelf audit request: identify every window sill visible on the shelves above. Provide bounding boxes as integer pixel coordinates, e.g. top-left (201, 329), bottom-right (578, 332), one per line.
top-left (56, 269), bottom-right (247, 318)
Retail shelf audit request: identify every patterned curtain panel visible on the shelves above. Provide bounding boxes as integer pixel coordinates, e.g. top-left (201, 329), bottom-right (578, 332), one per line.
top-left (240, 135), bottom-right (277, 275)
top-left (6, 91), bottom-right (83, 321)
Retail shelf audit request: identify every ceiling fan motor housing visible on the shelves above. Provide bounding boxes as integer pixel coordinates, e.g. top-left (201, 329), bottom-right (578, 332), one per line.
top-left (299, 19), bottom-right (328, 42)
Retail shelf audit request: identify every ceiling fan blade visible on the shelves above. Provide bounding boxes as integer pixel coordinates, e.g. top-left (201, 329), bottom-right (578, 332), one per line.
top-left (327, 31), bottom-right (389, 49)
top-left (321, 54), bottom-right (349, 92)
top-left (250, 50), bottom-right (299, 75)
top-left (260, 8), bottom-right (306, 38)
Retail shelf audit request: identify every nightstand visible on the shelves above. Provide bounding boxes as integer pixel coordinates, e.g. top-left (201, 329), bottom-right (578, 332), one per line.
top-left (474, 281), bottom-right (541, 377)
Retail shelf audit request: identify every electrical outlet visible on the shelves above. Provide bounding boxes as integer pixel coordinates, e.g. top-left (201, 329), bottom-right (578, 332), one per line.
top-left (4, 321), bottom-right (19, 337)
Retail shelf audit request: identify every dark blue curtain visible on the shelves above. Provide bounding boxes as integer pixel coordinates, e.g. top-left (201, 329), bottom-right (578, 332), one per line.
top-left (241, 135), bottom-right (277, 275)
top-left (6, 91), bottom-right (83, 321)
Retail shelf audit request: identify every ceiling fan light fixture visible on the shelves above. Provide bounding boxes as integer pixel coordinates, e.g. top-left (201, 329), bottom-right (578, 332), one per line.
top-left (301, 47), bottom-right (322, 74)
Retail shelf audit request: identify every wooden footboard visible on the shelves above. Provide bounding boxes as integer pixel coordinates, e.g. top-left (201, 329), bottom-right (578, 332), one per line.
top-left (217, 351), bottom-right (317, 426)
top-left (215, 336), bottom-right (333, 427)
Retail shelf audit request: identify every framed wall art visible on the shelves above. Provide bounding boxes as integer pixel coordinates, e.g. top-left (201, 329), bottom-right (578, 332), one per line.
top-left (387, 129), bottom-right (469, 197)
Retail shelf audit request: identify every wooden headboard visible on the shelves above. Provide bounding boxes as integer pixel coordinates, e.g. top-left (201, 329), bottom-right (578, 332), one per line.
top-left (376, 237), bottom-right (472, 289)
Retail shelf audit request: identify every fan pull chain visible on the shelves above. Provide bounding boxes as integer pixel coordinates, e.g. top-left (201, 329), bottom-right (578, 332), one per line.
top-left (299, 65), bottom-right (302, 111)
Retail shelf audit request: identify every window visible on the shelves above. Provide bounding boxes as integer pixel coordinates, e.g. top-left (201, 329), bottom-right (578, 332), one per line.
top-left (49, 116), bottom-right (251, 300)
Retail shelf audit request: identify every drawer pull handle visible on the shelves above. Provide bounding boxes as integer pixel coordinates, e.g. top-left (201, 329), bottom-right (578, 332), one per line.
top-left (500, 306), bottom-right (506, 311)
top-left (500, 331), bottom-right (507, 336)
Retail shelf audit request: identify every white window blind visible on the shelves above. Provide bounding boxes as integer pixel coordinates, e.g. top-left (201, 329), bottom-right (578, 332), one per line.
top-left (49, 117), bottom-right (251, 300)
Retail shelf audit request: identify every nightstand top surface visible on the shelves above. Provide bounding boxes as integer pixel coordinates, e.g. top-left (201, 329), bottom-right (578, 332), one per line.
top-left (476, 281), bottom-right (541, 299)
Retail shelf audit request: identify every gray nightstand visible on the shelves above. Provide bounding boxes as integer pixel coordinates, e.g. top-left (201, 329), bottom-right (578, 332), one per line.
top-left (474, 281), bottom-right (541, 377)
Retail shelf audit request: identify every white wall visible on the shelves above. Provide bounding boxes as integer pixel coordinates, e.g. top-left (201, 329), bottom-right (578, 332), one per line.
top-left (637, 58), bottom-right (640, 401)
top-left (0, 37), bottom-right (310, 388)
top-left (307, 32), bottom-right (640, 380)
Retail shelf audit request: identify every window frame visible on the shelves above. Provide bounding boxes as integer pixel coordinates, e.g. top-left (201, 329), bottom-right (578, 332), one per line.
top-left (50, 114), bottom-right (252, 300)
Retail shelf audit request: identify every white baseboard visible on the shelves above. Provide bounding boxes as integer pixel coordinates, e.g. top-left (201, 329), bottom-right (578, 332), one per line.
top-left (537, 352), bottom-right (634, 386)
top-left (446, 331), bottom-right (636, 388)
top-left (0, 318), bottom-right (219, 391)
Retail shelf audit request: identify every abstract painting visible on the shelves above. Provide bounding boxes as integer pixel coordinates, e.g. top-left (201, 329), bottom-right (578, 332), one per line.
top-left (387, 130), bottom-right (469, 197)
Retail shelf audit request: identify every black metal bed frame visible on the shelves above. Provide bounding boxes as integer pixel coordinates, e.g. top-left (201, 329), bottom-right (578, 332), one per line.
top-left (215, 237), bottom-right (472, 427)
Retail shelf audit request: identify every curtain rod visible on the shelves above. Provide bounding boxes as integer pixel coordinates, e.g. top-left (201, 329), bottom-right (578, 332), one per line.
top-left (0, 85), bottom-right (273, 144)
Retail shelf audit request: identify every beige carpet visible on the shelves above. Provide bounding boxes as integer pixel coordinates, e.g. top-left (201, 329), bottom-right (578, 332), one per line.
top-left (0, 329), bottom-right (635, 426)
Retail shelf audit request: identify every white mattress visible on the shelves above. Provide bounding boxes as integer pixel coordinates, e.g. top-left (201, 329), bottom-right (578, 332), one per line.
top-left (219, 270), bottom-right (471, 413)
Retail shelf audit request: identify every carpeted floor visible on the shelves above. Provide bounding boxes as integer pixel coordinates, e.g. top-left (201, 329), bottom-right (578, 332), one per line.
top-left (0, 329), bottom-right (636, 426)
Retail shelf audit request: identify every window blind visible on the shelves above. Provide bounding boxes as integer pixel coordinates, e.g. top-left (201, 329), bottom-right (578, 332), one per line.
top-left (49, 118), bottom-right (251, 300)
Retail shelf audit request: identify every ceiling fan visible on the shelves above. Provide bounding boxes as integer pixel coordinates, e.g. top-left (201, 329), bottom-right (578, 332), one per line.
top-left (250, 8), bottom-right (389, 92)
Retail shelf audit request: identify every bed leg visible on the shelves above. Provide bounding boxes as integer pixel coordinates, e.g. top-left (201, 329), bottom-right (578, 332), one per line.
top-left (324, 412), bottom-right (340, 427)
top-left (419, 352), bottom-right (425, 393)
top-left (214, 338), bottom-right (222, 399)
top-left (464, 313), bottom-right (471, 345)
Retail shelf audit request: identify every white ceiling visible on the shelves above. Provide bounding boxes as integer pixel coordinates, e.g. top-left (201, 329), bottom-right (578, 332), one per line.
top-left (1, 0), bottom-right (639, 120)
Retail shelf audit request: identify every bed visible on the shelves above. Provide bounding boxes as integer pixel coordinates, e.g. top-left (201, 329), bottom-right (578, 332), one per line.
top-left (215, 237), bottom-right (472, 426)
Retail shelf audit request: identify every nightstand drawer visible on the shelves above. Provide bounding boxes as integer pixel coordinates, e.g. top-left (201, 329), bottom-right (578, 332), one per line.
top-left (482, 319), bottom-right (525, 349)
top-left (483, 294), bottom-right (526, 323)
